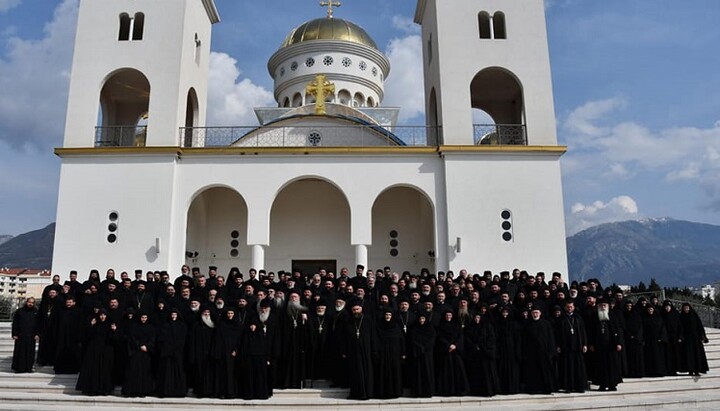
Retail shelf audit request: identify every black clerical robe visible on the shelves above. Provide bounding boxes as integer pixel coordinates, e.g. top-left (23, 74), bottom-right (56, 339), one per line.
top-left (521, 318), bottom-right (557, 394)
top-left (343, 314), bottom-right (377, 400)
top-left (11, 305), bottom-right (38, 373)
top-left (156, 318), bottom-right (188, 397)
top-left (556, 312), bottom-right (587, 393)
top-left (464, 319), bottom-right (500, 397)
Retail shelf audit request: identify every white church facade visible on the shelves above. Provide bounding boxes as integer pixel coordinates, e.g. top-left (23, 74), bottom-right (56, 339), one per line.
top-left (52, 0), bottom-right (568, 279)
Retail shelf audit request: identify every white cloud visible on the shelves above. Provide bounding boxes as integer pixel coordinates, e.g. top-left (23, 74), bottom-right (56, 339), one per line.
top-left (0, 0), bottom-right (21, 13)
top-left (666, 162), bottom-right (700, 182)
top-left (563, 97), bottom-right (626, 139)
top-left (206, 52), bottom-right (275, 126)
top-left (0, 0), bottom-right (77, 148)
top-left (391, 15), bottom-right (419, 35)
top-left (604, 163), bottom-right (633, 180)
top-left (567, 195), bottom-right (640, 235)
top-left (383, 34), bottom-right (424, 123)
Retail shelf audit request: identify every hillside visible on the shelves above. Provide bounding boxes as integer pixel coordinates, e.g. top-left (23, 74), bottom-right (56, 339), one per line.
top-left (0, 223), bottom-right (55, 269)
top-left (567, 218), bottom-right (720, 287)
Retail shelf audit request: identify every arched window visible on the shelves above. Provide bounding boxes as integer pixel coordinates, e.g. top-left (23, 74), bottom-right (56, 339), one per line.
top-left (118, 13), bottom-right (131, 41)
top-left (132, 12), bottom-right (145, 40)
top-left (338, 89), bottom-right (351, 106)
top-left (367, 96), bottom-right (375, 107)
top-left (97, 69), bottom-right (151, 147)
top-left (353, 92), bottom-right (365, 107)
top-left (478, 12), bottom-right (491, 39)
top-left (470, 68), bottom-right (526, 145)
top-left (292, 92), bottom-right (303, 107)
top-left (283, 97), bottom-right (290, 108)
top-left (493, 12), bottom-right (507, 39)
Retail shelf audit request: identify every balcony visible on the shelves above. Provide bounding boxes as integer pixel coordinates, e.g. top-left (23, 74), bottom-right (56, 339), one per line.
top-left (95, 126), bottom-right (147, 147)
top-left (179, 125), bottom-right (440, 148)
top-left (473, 124), bottom-right (527, 145)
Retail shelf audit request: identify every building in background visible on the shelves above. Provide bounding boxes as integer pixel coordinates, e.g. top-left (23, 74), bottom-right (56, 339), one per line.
top-left (52, 0), bottom-right (568, 279)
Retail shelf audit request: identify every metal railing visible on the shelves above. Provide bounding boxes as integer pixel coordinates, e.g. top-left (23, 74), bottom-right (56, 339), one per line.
top-left (179, 125), bottom-right (440, 148)
top-left (624, 291), bottom-right (720, 328)
top-left (473, 124), bottom-right (527, 145)
top-left (95, 126), bottom-right (147, 147)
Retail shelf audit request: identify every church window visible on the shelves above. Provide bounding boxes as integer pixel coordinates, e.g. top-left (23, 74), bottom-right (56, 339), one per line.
top-left (371, 67), bottom-right (378, 77)
top-left (107, 211), bottom-right (119, 244)
top-left (132, 12), bottom-right (145, 41)
top-left (290, 61), bottom-right (298, 71)
top-left (390, 249), bottom-right (399, 257)
top-left (342, 57), bottom-right (352, 67)
top-left (231, 230), bottom-right (240, 238)
top-left (308, 131), bottom-right (322, 146)
top-left (323, 55), bottom-right (334, 66)
top-left (359, 61), bottom-right (367, 71)
top-left (118, 13), bottom-right (131, 41)
top-left (478, 12), bottom-right (491, 39)
top-left (305, 57), bottom-right (315, 67)
top-left (230, 249), bottom-right (239, 257)
top-left (493, 12), bottom-right (507, 39)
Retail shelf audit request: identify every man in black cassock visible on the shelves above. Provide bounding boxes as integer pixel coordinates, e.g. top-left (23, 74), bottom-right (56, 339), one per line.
top-left (307, 300), bottom-right (331, 382)
top-left (622, 300), bottom-right (645, 377)
top-left (257, 298), bottom-right (281, 393)
top-left (279, 290), bottom-right (308, 388)
top-left (12, 297), bottom-right (38, 373)
top-left (187, 307), bottom-right (216, 397)
top-left (37, 289), bottom-right (61, 366)
top-left (587, 299), bottom-right (624, 391)
top-left (342, 301), bottom-right (377, 400)
top-left (156, 309), bottom-right (188, 397)
top-left (53, 296), bottom-right (84, 374)
top-left (556, 300), bottom-right (587, 393)
top-left (521, 306), bottom-right (557, 394)
top-left (328, 295), bottom-right (350, 388)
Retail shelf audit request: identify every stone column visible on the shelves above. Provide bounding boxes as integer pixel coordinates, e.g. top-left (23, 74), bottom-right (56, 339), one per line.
top-left (354, 244), bottom-right (368, 272)
top-left (251, 244), bottom-right (265, 271)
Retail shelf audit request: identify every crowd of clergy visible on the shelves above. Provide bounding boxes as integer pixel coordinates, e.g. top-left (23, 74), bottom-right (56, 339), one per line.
top-left (11, 265), bottom-right (710, 400)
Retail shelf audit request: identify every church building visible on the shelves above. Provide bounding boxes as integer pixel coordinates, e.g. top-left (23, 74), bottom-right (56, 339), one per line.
top-left (51, 0), bottom-right (568, 279)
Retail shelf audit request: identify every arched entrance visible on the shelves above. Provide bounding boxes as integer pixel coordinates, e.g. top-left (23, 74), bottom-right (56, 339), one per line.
top-left (267, 178), bottom-right (352, 275)
top-left (370, 186), bottom-right (435, 274)
top-left (186, 187), bottom-right (249, 275)
top-left (470, 67), bottom-right (526, 145)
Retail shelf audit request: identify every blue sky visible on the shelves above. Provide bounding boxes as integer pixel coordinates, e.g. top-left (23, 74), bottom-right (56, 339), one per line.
top-left (1, 0), bottom-right (719, 236)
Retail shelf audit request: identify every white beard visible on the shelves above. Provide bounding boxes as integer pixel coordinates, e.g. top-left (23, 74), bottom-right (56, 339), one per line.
top-left (597, 309), bottom-right (610, 322)
top-left (274, 297), bottom-right (284, 308)
top-left (287, 300), bottom-right (307, 315)
top-left (190, 306), bottom-right (199, 312)
top-left (259, 311), bottom-right (270, 323)
top-left (201, 315), bottom-right (214, 329)
top-left (335, 302), bottom-right (346, 312)
top-left (408, 282), bottom-right (417, 289)
top-left (215, 301), bottom-right (224, 310)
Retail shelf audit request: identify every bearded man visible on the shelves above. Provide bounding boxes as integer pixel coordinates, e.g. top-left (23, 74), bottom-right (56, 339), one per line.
top-left (587, 299), bottom-right (624, 391)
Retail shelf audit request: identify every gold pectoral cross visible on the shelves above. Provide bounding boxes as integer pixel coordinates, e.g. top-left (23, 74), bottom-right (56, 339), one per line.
top-left (306, 74), bottom-right (335, 115)
top-left (320, 0), bottom-right (341, 18)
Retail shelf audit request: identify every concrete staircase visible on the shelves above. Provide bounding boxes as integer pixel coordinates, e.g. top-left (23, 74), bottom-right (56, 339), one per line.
top-left (0, 322), bottom-right (718, 410)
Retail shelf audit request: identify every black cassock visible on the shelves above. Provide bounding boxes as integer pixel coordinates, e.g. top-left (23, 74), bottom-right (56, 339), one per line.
top-left (53, 306), bottom-right (84, 374)
top-left (279, 309), bottom-right (308, 388)
top-left (680, 307), bottom-right (709, 375)
top-left (121, 320), bottom-right (156, 397)
top-left (11, 305), bottom-right (38, 373)
top-left (156, 318), bottom-right (188, 397)
top-left (464, 318), bottom-right (500, 397)
top-left (662, 307), bottom-right (683, 374)
top-left (37, 297), bottom-right (61, 366)
top-left (211, 316), bottom-right (242, 398)
top-left (409, 318), bottom-right (436, 398)
top-left (240, 321), bottom-right (271, 400)
top-left (343, 314), bottom-right (377, 400)
top-left (328, 308), bottom-right (350, 388)
top-left (556, 313), bottom-right (587, 393)
top-left (521, 318), bottom-right (557, 394)
top-left (588, 313), bottom-right (624, 390)
top-left (622, 307), bottom-right (645, 378)
top-left (642, 312), bottom-right (668, 376)
top-left (307, 313), bottom-right (331, 381)
top-left (435, 318), bottom-right (469, 396)
top-left (187, 316), bottom-right (215, 397)
top-left (373, 317), bottom-right (405, 399)
top-left (76, 318), bottom-right (116, 395)
top-left (495, 315), bottom-right (522, 395)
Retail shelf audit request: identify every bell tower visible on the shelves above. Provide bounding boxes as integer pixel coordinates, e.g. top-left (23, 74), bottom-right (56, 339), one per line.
top-left (62, 0), bottom-right (219, 148)
top-left (414, 0), bottom-right (557, 146)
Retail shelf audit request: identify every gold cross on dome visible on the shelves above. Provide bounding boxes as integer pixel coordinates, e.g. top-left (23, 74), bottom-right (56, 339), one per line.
top-left (320, 0), bottom-right (341, 19)
top-left (306, 74), bottom-right (336, 115)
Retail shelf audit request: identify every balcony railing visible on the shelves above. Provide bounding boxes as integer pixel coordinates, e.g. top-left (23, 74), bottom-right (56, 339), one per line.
top-left (179, 125), bottom-right (440, 148)
top-left (95, 126), bottom-right (147, 147)
top-left (473, 124), bottom-right (527, 145)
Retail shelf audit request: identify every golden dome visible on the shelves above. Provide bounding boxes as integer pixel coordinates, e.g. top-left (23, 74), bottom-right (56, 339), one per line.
top-left (281, 17), bottom-right (378, 50)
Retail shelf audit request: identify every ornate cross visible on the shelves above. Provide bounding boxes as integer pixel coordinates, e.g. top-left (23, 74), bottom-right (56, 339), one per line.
top-left (305, 74), bottom-right (335, 115)
top-left (320, 0), bottom-right (341, 19)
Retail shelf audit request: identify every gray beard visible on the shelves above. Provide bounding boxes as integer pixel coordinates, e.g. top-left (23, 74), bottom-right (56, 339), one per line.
top-left (335, 302), bottom-right (346, 312)
top-left (458, 307), bottom-right (469, 318)
top-left (598, 309), bottom-right (610, 322)
top-left (259, 311), bottom-right (270, 323)
top-left (190, 306), bottom-right (199, 312)
top-left (287, 301), bottom-right (307, 315)
top-left (215, 301), bottom-right (224, 310)
top-left (201, 315), bottom-right (214, 329)
top-left (274, 297), bottom-right (284, 308)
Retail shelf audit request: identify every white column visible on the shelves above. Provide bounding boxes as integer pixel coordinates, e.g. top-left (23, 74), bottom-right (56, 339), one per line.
top-left (354, 244), bottom-right (368, 273)
top-left (489, 14), bottom-right (495, 39)
top-left (251, 244), bottom-right (265, 271)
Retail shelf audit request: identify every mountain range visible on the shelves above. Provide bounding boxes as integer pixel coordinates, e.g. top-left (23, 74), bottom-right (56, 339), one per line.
top-left (1, 219), bottom-right (719, 287)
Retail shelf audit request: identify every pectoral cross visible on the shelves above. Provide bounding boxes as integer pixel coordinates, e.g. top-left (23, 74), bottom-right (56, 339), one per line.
top-left (320, 0), bottom-right (341, 18)
top-left (305, 74), bottom-right (335, 115)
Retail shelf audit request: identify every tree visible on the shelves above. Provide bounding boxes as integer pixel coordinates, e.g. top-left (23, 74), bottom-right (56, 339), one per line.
top-left (648, 278), bottom-right (662, 292)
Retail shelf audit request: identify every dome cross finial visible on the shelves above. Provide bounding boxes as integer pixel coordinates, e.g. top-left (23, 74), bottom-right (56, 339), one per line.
top-left (320, 0), bottom-right (341, 19)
